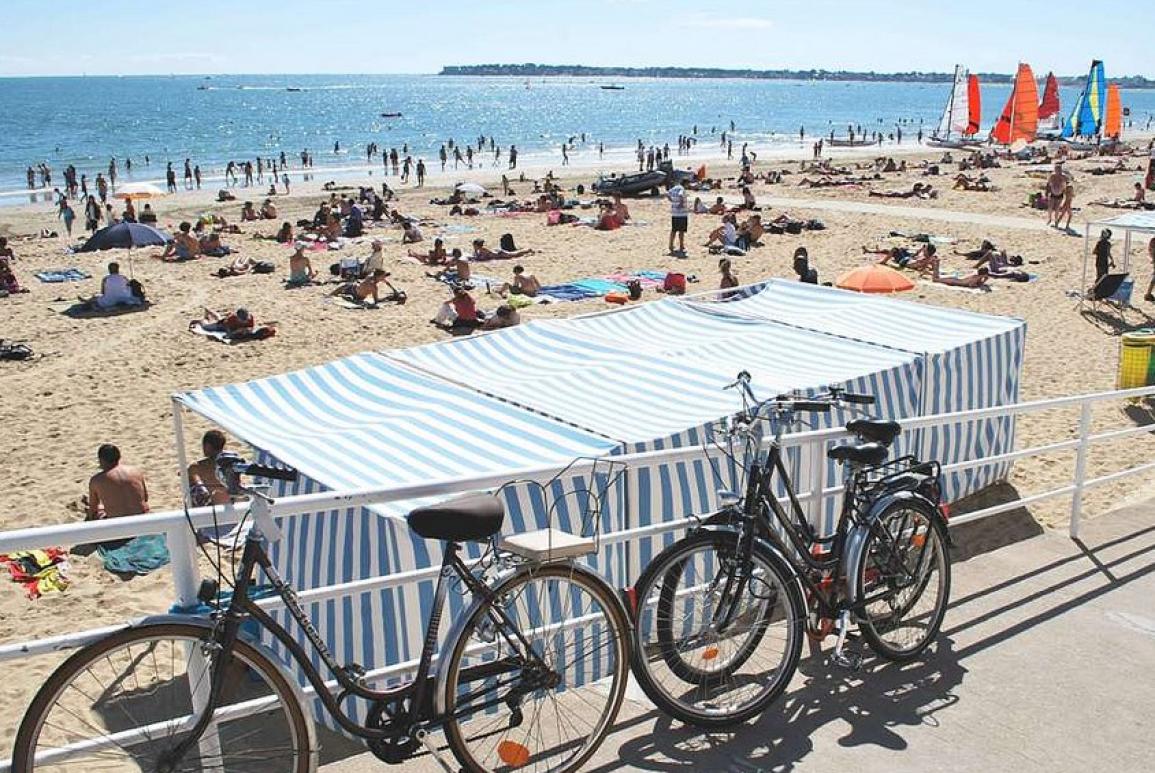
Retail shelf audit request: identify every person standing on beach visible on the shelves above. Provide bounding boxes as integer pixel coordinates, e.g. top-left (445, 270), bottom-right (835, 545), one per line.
top-left (439, 144), bottom-right (448, 171)
top-left (194, 165), bottom-right (202, 189)
top-left (96, 173), bottom-right (109, 202)
top-left (1093, 230), bottom-right (1115, 285)
top-left (282, 172), bottom-right (291, 195)
top-left (86, 444), bottom-right (149, 521)
top-left (509, 145), bottom-right (518, 170)
top-left (562, 144), bottom-right (569, 166)
top-left (84, 195), bottom-right (101, 233)
top-left (165, 163), bottom-right (177, 193)
top-left (667, 179), bottom-right (689, 257)
top-left (184, 159), bottom-right (193, 189)
top-left (58, 199), bottom-right (75, 238)
top-left (416, 159), bottom-right (426, 187)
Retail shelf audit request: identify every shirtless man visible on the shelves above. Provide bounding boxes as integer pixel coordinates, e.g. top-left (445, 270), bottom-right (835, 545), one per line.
top-left (611, 193), bottom-right (630, 223)
top-left (187, 430), bottom-right (230, 506)
top-left (472, 238), bottom-right (534, 260)
top-left (87, 444), bottom-right (149, 520)
top-left (409, 237), bottom-right (447, 265)
top-left (495, 265), bottom-right (541, 298)
top-left (1045, 163), bottom-right (1068, 226)
top-left (930, 261), bottom-right (990, 289)
top-left (332, 269), bottom-right (401, 306)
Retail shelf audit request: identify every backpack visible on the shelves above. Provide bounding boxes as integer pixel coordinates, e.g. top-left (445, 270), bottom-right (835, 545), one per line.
top-left (626, 279), bottom-right (643, 300)
top-left (499, 233), bottom-right (516, 252)
top-left (128, 279), bottom-right (146, 301)
top-left (252, 261), bottom-right (275, 274)
top-left (663, 272), bottom-right (687, 295)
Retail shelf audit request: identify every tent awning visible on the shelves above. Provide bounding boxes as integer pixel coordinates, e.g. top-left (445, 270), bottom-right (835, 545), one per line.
top-left (1086, 212), bottom-right (1155, 233)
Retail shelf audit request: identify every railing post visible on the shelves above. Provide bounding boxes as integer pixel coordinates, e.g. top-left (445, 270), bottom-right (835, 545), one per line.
top-left (168, 526), bottom-right (202, 608)
top-left (1069, 401), bottom-right (1094, 539)
top-left (808, 435), bottom-right (827, 533)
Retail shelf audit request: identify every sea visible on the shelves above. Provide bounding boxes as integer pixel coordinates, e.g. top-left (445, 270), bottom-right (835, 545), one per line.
top-left (2, 74), bottom-right (1153, 204)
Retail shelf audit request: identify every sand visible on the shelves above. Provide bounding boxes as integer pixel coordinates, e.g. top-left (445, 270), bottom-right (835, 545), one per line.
top-left (2, 139), bottom-right (1155, 755)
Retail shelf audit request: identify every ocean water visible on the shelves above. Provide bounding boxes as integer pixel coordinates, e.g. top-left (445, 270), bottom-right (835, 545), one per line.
top-left (2, 74), bottom-right (1153, 200)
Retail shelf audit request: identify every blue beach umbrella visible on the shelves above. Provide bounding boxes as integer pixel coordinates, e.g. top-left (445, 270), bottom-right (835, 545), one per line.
top-left (79, 222), bottom-right (171, 252)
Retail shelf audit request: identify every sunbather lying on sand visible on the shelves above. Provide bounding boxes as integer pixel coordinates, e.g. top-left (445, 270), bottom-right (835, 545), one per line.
top-left (472, 238), bottom-right (534, 261)
top-left (953, 173), bottom-right (996, 192)
top-left (330, 269), bottom-right (405, 307)
top-left (929, 261), bottom-right (990, 289)
top-left (954, 240), bottom-right (998, 260)
top-left (869, 183), bottom-right (937, 199)
top-left (864, 243), bottom-right (937, 271)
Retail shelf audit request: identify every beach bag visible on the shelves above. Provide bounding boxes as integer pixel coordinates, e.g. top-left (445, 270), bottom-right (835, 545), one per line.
top-left (500, 233), bottom-right (516, 252)
top-left (785, 220), bottom-right (804, 235)
top-left (626, 279), bottom-right (643, 300)
top-left (663, 272), bottom-right (687, 295)
top-left (252, 261), bottom-right (275, 274)
top-left (129, 279), bottom-right (146, 301)
top-left (806, 219), bottom-right (826, 231)
top-left (605, 292), bottom-right (629, 305)
top-left (0, 341), bottom-right (33, 361)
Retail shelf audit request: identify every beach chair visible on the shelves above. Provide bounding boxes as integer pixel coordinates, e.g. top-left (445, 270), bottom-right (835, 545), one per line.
top-left (1083, 272), bottom-right (1133, 321)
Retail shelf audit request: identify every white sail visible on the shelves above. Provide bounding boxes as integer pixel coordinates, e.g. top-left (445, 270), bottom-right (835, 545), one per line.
top-left (936, 66), bottom-right (970, 138)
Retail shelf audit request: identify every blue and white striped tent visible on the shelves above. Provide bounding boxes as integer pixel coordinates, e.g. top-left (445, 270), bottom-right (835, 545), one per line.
top-left (686, 279), bottom-right (1026, 497)
top-left (176, 281), bottom-right (1024, 727)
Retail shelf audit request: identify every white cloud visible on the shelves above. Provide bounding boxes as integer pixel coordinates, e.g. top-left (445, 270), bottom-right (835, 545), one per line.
top-left (674, 13), bottom-right (774, 30)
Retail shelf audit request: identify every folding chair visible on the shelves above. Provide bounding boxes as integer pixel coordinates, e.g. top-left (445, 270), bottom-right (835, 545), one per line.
top-left (1084, 272), bottom-right (1133, 320)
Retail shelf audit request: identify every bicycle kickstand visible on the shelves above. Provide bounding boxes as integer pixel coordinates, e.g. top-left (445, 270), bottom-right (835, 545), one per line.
top-left (830, 610), bottom-right (863, 671)
top-left (413, 729), bottom-right (458, 773)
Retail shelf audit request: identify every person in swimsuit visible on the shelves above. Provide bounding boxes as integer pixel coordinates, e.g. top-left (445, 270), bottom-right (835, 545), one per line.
top-left (1045, 163), bottom-right (1068, 226)
top-left (409, 237), bottom-right (447, 265)
top-left (161, 222), bottom-right (201, 261)
top-left (187, 430), bottom-right (231, 507)
top-left (495, 265), bottom-right (541, 298)
top-left (287, 244), bottom-right (317, 286)
top-left (87, 444), bottom-right (149, 521)
top-left (719, 258), bottom-right (738, 289)
top-left (331, 269), bottom-right (401, 306)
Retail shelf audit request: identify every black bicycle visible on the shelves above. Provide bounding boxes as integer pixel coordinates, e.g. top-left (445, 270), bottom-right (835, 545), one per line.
top-left (630, 371), bottom-right (951, 728)
top-left (13, 455), bottom-right (632, 772)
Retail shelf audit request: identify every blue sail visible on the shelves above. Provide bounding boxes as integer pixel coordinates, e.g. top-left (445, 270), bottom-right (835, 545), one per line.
top-left (1061, 60), bottom-right (1105, 138)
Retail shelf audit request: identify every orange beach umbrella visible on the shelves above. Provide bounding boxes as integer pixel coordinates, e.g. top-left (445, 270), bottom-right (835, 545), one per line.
top-left (835, 264), bottom-right (914, 294)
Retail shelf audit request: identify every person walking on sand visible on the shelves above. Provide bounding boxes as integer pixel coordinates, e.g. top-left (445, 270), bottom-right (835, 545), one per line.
top-left (86, 444), bottom-right (149, 521)
top-left (667, 178), bottom-right (689, 256)
top-left (1045, 163), bottom-right (1067, 227)
top-left (58, 198), bottom-right (76, 238)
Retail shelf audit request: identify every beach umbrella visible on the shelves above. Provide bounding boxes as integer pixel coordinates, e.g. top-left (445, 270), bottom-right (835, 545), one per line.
top-left (835, 264), bottom-right (914, 294)
top-left (113, 182), bottom-right (167, 200)
top-left (456, 182), bottom-right (487, 196)
top-left (79, 222), bottom-right (171, 252)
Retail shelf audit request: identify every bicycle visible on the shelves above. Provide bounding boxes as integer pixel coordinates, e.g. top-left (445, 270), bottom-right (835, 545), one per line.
top-left (629, 371), bottom-right (952, 728)
top-left (13, 454), bottom-right (632, 772)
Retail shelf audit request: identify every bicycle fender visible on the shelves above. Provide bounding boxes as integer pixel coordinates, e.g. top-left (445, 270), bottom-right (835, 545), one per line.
top-left (431, 561), bottom-right (631, 718)
top-left (692, 523), bottom-right (807, 601)
top-left (844, 491), bottom-right (939, 614)
top-left (126, 613), bottom-right (319, 758)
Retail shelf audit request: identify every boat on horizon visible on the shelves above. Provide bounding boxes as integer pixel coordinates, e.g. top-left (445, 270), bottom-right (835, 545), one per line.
top-left (380, 112), bottom-right (402, 118)
top-left (286, 87), bottom-right (305, 92)
top-left (927, 65), bottom-right (984, 149)
top-left (600, 84), bottom-right (625, 90)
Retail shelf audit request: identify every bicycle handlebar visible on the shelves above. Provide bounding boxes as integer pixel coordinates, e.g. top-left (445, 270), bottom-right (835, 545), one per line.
top-left (242, 463), bottom-right (300, 483)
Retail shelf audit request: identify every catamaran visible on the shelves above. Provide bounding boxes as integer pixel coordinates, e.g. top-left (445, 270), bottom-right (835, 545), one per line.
top-left (928, 65), bottom-right (983, 148)
top-left (990, 62), bottom-right (1039, 146)
top-left (1060, 60), bottom-right (1112, 149)
top-left (1037, 72), bottom-right (1062, 136)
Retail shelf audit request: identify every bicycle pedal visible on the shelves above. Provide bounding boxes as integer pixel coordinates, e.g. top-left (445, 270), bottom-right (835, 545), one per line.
top-left (831, 650), bottom-right (864, 671)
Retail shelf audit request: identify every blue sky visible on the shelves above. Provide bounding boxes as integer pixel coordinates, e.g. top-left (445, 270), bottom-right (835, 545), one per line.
top-left (2, 0), bottom-right (1151, 77)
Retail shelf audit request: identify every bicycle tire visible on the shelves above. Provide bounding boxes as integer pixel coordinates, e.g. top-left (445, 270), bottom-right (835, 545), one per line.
top-left (855, 500), bottom-right (951, 661)
top-left (630, 530), bottom-right (804, 728)
top-left (12, 622), bottom-right (314, 773)
top-left (442, 562), bottom-right (630, 773)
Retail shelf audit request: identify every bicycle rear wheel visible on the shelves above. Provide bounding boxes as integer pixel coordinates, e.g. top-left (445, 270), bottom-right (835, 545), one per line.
top-left (442, 563), bottom-right (630, 773)
top-left (12, 622), bottom-right (313, 773)
top-left (630, 530), bottom-right (804, 728)
top-left (856, 500), bottom-right (951, 661)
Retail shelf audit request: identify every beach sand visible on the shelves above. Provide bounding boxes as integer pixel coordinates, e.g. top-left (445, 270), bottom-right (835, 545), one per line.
top-left (2, 141), bottom-right (1155, 754)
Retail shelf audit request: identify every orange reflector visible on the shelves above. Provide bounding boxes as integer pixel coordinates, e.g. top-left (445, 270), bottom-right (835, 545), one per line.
top-left (498, 740), bottom-right (530, 767)
top-left (702, 646), bottom-right (720, 661)
top-left (911, 533), bottom-right (927, 548)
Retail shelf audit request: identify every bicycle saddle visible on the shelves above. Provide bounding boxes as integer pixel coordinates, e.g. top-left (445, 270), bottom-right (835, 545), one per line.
top-left (827, 442), bottom-right (889, 467)
top-left (408, 493), bottom-right (505, 543)
top-left (846, 419), bottom-right (901, 446)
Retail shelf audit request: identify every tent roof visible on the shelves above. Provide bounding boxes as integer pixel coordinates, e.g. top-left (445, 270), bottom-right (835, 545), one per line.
top-left (687, 279), bottom-right (1024, 355)
top-left (1086, 212), bottom-right (1155, 233)
top-left (388, 299), bottom-right (918, 445)
top-left (175, 353), bottom-right (618, 496)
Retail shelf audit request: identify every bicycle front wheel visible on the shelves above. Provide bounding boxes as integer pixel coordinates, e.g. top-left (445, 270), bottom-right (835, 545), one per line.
top-left (631, 530), bottom-right (804, 728)
top-left (856, 500), bottom-right (952, 661)
top-left (12, 622), bottom-right (314, 773)
top-left (443, 563), bottom-right (630, 773)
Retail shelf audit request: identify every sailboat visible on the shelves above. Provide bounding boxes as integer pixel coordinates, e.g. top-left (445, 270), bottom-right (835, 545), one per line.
top-left (990, 63), bottom-right (1039, 146)
top-left (1104, 83), bottom-right (1123, 140)
top-left (1037, 72), bottom-right (1061, 135)
top-left (1061, 60), bottom-right (1105, 141)
top-left (928, 65), bottom-right (983, 148)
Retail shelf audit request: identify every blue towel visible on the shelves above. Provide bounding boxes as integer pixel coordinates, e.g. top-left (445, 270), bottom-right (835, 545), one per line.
top-left (571, 278), bottom-right (627, 295)
top-left (538, 284), bottom-right (600, 301)
top-left (35, 268), bottom-right (91, 283)
top-left (99, 534), bottom-right (171, 576)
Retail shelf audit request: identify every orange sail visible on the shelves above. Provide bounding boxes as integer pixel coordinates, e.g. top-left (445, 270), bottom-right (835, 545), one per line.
top-left (1104, 83), bottom-right (1122, 139)
top-left (991, 63), bottom-right (1039, 144)
top-left (965, 74), bottom-right (982, 135)
top-left (1038, 72), bottom-right (1060, 119)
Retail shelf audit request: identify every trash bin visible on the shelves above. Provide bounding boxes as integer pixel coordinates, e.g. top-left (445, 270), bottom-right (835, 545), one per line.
top-left (1118, 329), bottom-right (1155, 388)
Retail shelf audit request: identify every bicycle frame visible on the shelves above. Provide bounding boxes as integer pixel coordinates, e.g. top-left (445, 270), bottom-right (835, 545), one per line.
top-left (177, 526), bottom-right (544, 753)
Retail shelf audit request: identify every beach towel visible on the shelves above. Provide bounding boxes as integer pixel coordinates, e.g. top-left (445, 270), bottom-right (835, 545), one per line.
top-left (571, 278), bottom-right (627, 295)
top-left (505, 294), bottom-right (549, 309)
top-left (538, 284), bottom-right (601, 302)
top-left (35, 268), bottom-right (91, 283)
top-left (98, 534), bottom-right (170, 576)
top-left (0, 548), bottom-right (71, 598)
top-left (53, 300), bottom-right (150, 319)
top-left (189, 322), bottom-right (276, 343)
top-left (438, 224), bottom-right (480, 235)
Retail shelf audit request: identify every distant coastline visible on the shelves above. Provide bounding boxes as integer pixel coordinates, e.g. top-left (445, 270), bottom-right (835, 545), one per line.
top-left (440, 64), bottom-right (1155, 89)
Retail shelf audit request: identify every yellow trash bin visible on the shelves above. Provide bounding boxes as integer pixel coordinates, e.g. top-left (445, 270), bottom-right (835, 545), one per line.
top-left (1118, 329), bottom-right (1155, 388)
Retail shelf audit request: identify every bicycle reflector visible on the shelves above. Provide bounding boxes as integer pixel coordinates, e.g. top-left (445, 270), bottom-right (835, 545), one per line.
top-left (939, 502), bottom-right (951, 520)
top-left (498, 740), bottom-right (530, 767)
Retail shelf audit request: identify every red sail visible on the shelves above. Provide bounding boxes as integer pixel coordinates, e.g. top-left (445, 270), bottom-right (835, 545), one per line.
top-left (965, 74), bottom-right (981, 135)
top-left (1038, 72), bottom-right (1060, 119)
top-left (991, 63), bottom-right (1039, 144)
top-left (1104, 84), bottom-right (1122, 139)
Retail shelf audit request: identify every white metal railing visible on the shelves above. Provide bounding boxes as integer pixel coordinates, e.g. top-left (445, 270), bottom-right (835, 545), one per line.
top-left (1, 383), bottom-right (1154, 769)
